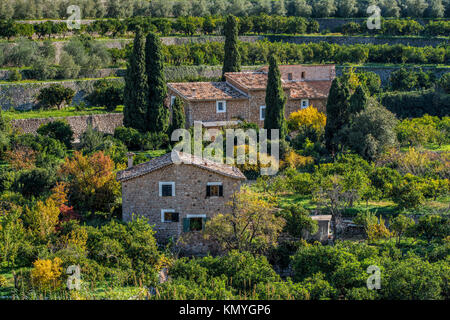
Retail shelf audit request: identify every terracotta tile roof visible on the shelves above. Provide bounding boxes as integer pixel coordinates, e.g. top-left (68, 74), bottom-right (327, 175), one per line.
top-left (287, 81), bottom-right (332, 99)
top-left (167, 82), bottom-right (248, 101)
top-left (226, 71), bottom-right (331, 99)
top-left (117, 151), bottom-right (246, 182)
top-left (225, 72), bottom-right (269, 90)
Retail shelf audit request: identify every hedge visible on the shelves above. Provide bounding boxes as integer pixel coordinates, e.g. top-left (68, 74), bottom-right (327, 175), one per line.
top-left (381, 89), bottom-right (450, 118)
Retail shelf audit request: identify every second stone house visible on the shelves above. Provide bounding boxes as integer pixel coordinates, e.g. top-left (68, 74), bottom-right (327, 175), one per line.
top-left (167, 64), bottom-right (335, 128)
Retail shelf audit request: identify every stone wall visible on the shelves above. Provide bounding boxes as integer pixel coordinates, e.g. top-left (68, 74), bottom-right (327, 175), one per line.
top-left (10, 113), bottom-right (124, 140)
top-left (0, 78), bottom-right (124, 110)
top-left (264, 34), bottom-right (448, 47)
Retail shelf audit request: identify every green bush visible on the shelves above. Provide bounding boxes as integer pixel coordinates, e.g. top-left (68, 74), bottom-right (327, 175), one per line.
top-left (113, 126), bottom-right (142, 151)
top-left (36, 84), bottom-right (75, 110)
top-left (14, 167), bottom-right (56, 197)
top-left (37, 120), bottom-right (74, 149)
top-left (8, 69), bottom-right (22, 81)
top-left (88, 79), bottom-right (124, 111)
top-left (381, 89), bottom-right (449, 118)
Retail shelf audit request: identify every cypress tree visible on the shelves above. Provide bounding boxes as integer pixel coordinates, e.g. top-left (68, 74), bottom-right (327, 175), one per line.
top-left (349, 85), bottom-right (369, 115)
top-left (222, 15), bottom-right (241, 80)
top-left (324, 77), bottom-right (351, 154)
top-left (123, 28), bottom-right (148, 133)
top-left (146, 32), bottom-right (169, 133)
top-left (264, 55), bottom-right (287, 140)
top-left (170, 96), bottom-right (186, 134)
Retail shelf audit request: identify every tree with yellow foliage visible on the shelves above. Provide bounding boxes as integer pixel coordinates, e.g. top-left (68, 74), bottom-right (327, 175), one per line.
top-left (31, 257), bottom-right (63, 292)
top-left (59, 151), bottom-right (121, 214)
top-left (288, 106), bottom-right (326, 150)
top-left (204, 187), bottom-right (285, 254)
top-left (288, 106), bottom-right (326, 133)
top-left (25, 198), bottom-right (60, 240)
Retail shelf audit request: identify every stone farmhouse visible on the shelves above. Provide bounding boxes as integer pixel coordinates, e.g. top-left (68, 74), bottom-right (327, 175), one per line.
top-left (117, 151), bottom-right (246, 246)
top-left (167, 64), bottom-right (335, 128)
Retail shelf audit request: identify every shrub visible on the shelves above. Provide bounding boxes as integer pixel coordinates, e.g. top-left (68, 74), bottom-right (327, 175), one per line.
top-left (37, 120), bottom-right (74, 149)
top-left (88, 79), bottom-right (124, 111)
top-left (382, 257), bottom-right (443, 300)
top-left (14, 167), bottom-right (56, 197)
top-left (0, 275), bottom-right (7, 287)
top-left (113, 126), bottom-right (142, 150)
top-left (30, 257), bottom-right (63, 292)
top-left (391, 174), bottom-right (426, 209)
top-left (8, 69), bottom-right (22, 81)
top-left (36, 84), bottom-right (75, 110)
top-left (59, 151), bottom-right (121, 214)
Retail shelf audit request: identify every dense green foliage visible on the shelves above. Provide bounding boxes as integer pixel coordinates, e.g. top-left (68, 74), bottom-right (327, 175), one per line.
top-left (123, 28), bottom-right (148, 132)
top-left (264, 55), bottom-right (287, 140)
top-left (145, 32), bottom-right (169, 133)
top-left (222, 15), bottom-right (241, 79)
top-left (0, 1), bottom-right (448, 20)
top-left (36, 85), bottom-right (75, 110)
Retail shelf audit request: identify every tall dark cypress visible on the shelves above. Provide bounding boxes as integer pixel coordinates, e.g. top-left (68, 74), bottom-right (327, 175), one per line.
top-left (222, 15), bottom-right (241, 80)
top-left (349, 85), bottom-right (368, 115)
top-left (324, 77), bottom-right (351, 154)
top-left (264, 55), bottom-right (287, 140)
top-left (123, 28), bottom-right (148, 132)
top-left (170, 96), bottom-right (186, 134)
top-left (145, 32), bottom-right (169, 133)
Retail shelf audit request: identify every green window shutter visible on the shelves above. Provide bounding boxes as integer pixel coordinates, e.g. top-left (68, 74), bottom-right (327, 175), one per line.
top-left (202, 217), bottom-right (209, 230)
top-left (183, 218), bottom-right (190, 232)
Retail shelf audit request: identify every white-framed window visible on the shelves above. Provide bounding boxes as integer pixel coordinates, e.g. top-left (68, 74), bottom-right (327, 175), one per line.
top-left (206, 182), bottom-right (223, 197)
top-left (260, 106), bottom-right (266, 121)
top-left (159, 182), bottom-right (175, 197)
top-left (301, 99), bottom-right (309, 109)
top-left (161, 209), bottom-right (179, 223)
top-left (216, 100), bottom-right (226, 113)
top-left (184, 214), bottom-right (207, 232)
top-left (170, 95), bottom-right (176, 106)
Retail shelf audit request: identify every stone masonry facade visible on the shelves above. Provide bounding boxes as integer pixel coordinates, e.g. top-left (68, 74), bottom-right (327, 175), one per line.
top-left (118, 152), bottom-right (245, 249)
top-left (167, 64), bottom-right (335, 128)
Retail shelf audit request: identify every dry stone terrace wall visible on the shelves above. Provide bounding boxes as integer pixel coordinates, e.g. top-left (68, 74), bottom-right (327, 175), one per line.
top-left (0, 78), bottom-right (124, 110)
top-left (10, 113), bottom-right (124, 141)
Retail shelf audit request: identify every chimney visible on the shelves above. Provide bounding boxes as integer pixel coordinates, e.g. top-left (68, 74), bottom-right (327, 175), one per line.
top-left (191, 88), bottom-right (197, 97)
top-left (127, 152), bottom-right (135, 168)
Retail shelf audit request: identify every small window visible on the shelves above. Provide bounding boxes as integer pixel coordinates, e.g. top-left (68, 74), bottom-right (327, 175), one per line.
top-left (288, 73), bottom-right (293, 80)
top-left (301, 71), bottom-right (305, 80)
top-left (216, 100), bottom-right (226, 113)
top-left (189, 218), bottom-right (203, 231)
top-left (159, 182), bottom-right (175, 197)
top-left (301, 99), bottom-right (309, 109)
top-left (161, 209), bottom-right (179, 223)
top-left (183, 214), bottom-right (207, 232)
top-left (206, 182), bottom-right (223, 197)
top-left (260, 106), bottom-right (266, 121)
top-left (170, 96), bottom-right (176, 106)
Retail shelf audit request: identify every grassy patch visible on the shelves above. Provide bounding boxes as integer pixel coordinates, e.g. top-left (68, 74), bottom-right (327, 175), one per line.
top-left (0, 265), bottom-right (16, 299)
top-left (4, 106), bottom-right (123, 120)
